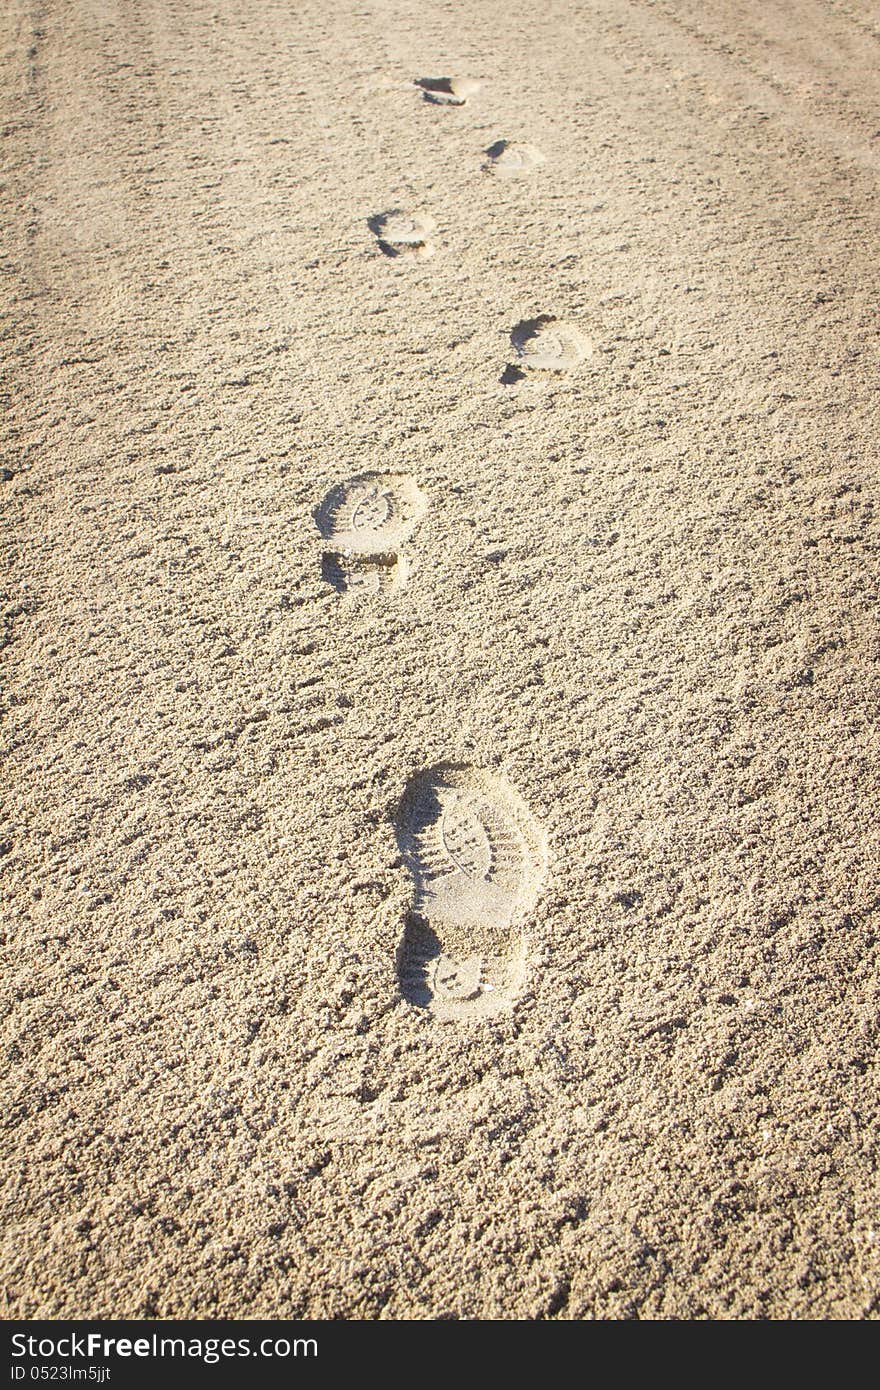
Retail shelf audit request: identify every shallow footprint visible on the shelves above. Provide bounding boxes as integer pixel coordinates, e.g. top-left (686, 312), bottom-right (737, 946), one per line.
top-left (369, 209), bottom-right (436, 259)
top-left (395, 764), bottom-right (547, 1020)
top-left (315, 472), bottom-right (427, 555)
top-left (484, 140), bottom-right (546, 177)
top-left (415, 75), bottom-right (480, 106)
top-left (509, 315), bottom-right (592, 374)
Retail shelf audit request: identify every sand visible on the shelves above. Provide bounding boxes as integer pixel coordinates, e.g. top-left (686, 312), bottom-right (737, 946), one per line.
top-left (2, 0), bottom-right (879, 1319)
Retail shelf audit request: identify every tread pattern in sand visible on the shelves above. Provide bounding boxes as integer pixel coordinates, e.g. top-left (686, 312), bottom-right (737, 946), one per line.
top-left (315, 472), bottom-right (427, 554)
top-left (395, 764), bottom-right (546, 1019)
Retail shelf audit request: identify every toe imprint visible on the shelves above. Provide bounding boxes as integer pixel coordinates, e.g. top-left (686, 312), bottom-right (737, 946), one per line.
top-left (315, 473), bottom-right (427, 555)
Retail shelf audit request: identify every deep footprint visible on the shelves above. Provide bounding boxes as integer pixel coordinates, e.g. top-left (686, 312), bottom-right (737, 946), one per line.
top-left (395, 764), bottom-right (547, 1020)
top-left (415, 75), bottom-right (480, 106)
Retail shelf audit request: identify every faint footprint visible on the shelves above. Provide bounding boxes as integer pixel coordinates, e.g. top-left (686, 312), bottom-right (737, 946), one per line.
top-left (508, 315), bottom-right (592, 376)
top-left (484, 140), bottom-right (546, 177)
top-left (395, 764), bottom-right (547, 1020)
top-left (316, 472), bottom-right (427, 595)
top-left (415, 75), bottom-right (480, 106)
top-left (369, 210), bottom-right (437, 259)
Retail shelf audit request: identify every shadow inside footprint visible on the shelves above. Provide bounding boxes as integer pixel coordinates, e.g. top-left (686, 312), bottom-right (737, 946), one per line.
top-left (396, 915), bottom-right (442, 1008)
top-left (321, 553), bottom-right (352, 592)
top-left (505, 316), bottom-right (554, 381)
top-left (511, 315), bottom-right (556, 352)
top-left (367, 214), bottom-right (404, 258)
top-left (415, 75), bottom-right (479, 105)
top-left (416, 76), bottom-right (454, 94)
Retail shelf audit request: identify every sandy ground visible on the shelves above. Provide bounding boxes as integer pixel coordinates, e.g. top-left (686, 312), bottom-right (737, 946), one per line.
top-left (2, 0), bottom-right (880, 1320)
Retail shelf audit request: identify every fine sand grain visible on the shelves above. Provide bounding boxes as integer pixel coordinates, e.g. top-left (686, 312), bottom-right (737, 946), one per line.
top-left (2, 0), bottom-right (880, 1319)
